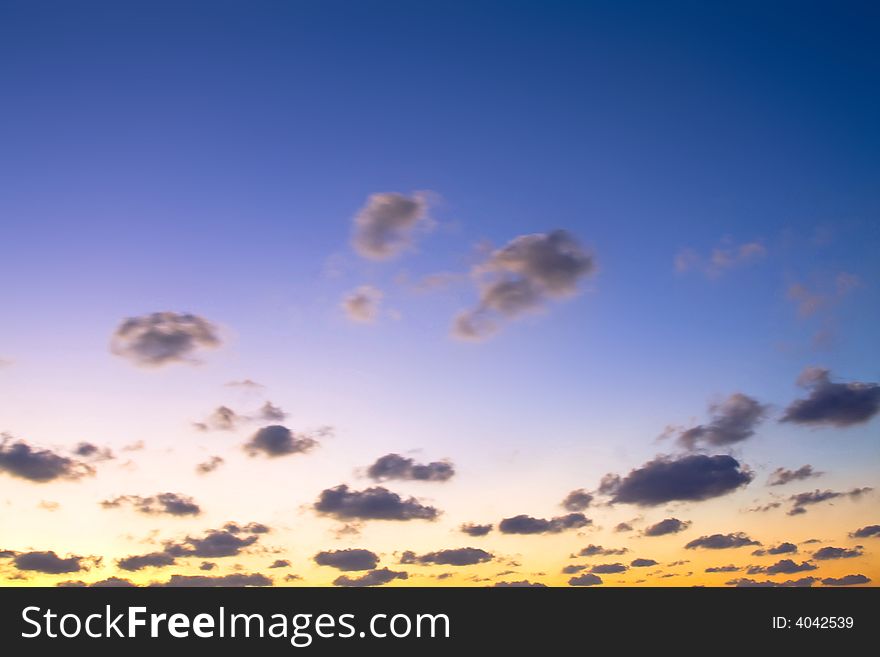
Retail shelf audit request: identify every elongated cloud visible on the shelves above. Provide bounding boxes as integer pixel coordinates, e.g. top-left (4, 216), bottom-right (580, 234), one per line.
top-left (117, 552), bottom-right (176, 572)
top-left (101, 492), bottom-right (201, 516)
top-left (752, 542), bottom-right (797, 556)
top-left (685, 532), bottom-right (760, 550)
top-left (366, 453), bottom-right (454, 482)
top-left (726, 577), bottom-right (816, 587)
top-left (314, 549), bottom-right (379, 571)
top-left (400, 548), bottom-right (493, 566)
top-left (568, 573), bottom-right (603, 586)
top-left (351, 192), bottom-right (430, 260)
top-left (787, 487), bottom-right (872, 515)
top-left (12, 551), bottom-right (89, 574)
top-left (314, 485), bottom-right (439, 522)
top-left (600, 454), bottom-right (753, 506)
top-left (244, 425), bottom-right (319, 458)
top-left (333, 568), bottom-right (408, 587)
top-left (676, 394), bottom-right (767, 450)
top-left (767, 465), bottom-right (822, 486)
top-left (674, 239), bottom-right (765, 277)
top-left (498, 513), bottom-right (590, 535)
top-left (153, 573), bottom-right (272, 587)
top-left (644, 518), bottom-right (691, 537)
top-left (163, 522), bottom-right (268, 558)
top-left (460, 523), bottom-right (493, 537)
top-left (453, 230), bottom-right (595, 341)
top-left (812, 546), bottom-right (863, 560)
top-left (576, 545), bottom-right (628, 557)
top-left (110, 312), bottom-right (221, 367)
top-left (0, 436), bottom-right (94, 483)
top-left (850, 525), bottom-right (880, 539)
top-left (196, 456), bottom-right (224, 475)
top-left (780, 368), bottom-right (880, 427)
top-left (746, 559), bottom-right (816, 575)
top-left (821, 574), bottom-right (871, 586)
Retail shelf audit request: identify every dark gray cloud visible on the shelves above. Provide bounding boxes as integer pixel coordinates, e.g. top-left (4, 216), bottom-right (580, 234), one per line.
top-left (644, 518), bottom-right (691, 537)
top-left (117, 552), bottom-right (176, 572)
top-left (200, 562), bottom-right (216, 571)
top-left (577, 545), bottom-right (628, 557)
top-left (314, 549), bottom-right (380, 571)
top-left (630, 558), bottom-right (658, 567)
top-left (400, 548), bottom-right (493, 566)
top-left (351, 192), bottom-right (430, 261)
top-left (366, 453), bottom-right (455, 483)
top-left (851, 525), bottom-right (880, 539)
top-left (460, 523), bottom-right (493, 537)
top-left (269, 560), bottom-right (290, 569)
top-left (812, 546), bottom-right (864, 560)
top-left (493, 580), bottom-right (547, 587)
top-left (153, 573), bottom-right (272, 587)
top-left (747, 559), bottom-right (817, 575)
top-left (561, 489), bottom-right (593, 512)
top-left (614, 522), bottom-right (633, 533)
top-left (767, 465), bottom-right (822, 486)
top-left (73, 442), bottom-right (114, 461)
top-left (244, 425), bottom-right (318, 458)
top-left (600, 454), bottom-right (753, 506)
top-left (705, 565), bottom-right (741, 573)
top-left (562, 564), bottom-right (587, 574)
top-left (0, 436), bottom-right (95, 483)
top-left (341, 285), bottom-right (384, 323)
top-left (498, 513), bottom-right (590, 535)
top-left (781, 368), bottom-right (880, 427)
top-left (676, 394), bottom-right (767, 450)
top-left (164, 523), bottom-right (267, 558)
top-left (685, 532), bottom-right (760, 550)
top-left (821, 574), bottom-right (871, 586)
top-left (453, 230), bottom-right (595, 341)
top-left (333, 568), bottom-right (408, 587)
top-left (59, 577), bottom-right (136, 588)
top-left (726, 577), bottom-right (817, 587)
top-left (752, 542), bottom-right (798, 556)
top-left (101, 492), bottom-right (201, 517)
top-left (111, 312), bottom-right (221, 367)
top-left (591, 563), bottom-right (627, 574)
top-left (13, 551), bottom-right (88, 574)
top-left (314, 485), bottom-right (439, 522)
top-left (787, 487), bottom-right (872, 515)
top-left (568, 573), bottom-right (603, 586)
top-left (196, 456), bottom-right (224, 475)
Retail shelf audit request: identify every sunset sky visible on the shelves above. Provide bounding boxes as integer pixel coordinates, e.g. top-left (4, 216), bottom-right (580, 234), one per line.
top-left (1, 1), bottom-right (878, 588)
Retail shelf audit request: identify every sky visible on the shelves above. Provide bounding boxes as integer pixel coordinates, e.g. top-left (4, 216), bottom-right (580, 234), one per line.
top-left (0, 0), bottom-right (878, 588)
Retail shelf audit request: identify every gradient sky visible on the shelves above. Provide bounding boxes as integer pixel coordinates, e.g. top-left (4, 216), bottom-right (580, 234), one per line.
top-left (1, 1), bottom-right (878, 588)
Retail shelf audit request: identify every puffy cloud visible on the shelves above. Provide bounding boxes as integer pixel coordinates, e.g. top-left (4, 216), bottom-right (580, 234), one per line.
top-left (366, 453), bottom-right (455, 483)
top-left (314, 485), bottom-right (439, 522)
top-left (644, 518), bottom-right (691, 537)
top-left (153, 573), bottom-right (272, 587)
top-left (269, 560), bottom-right (290, 569)
top-left (561, 489), bottom-right (593, 512)
top-left (787, 487), bottom-right (872, 515)
top-left (453, 230), bottom-right (595, 341)
top-left (333, 568), bottom-right (408, 587)
top-left (117, 552), bottom-right (176, 572)
top-left (685, 532), bottom-right (760, 550)
top-left (614, 522), bottom-right (633, 533)
top-left (850, 525), bottom-right (880, 539)
top-left (351, 192), bottom-right (430, 261)
top-left (767, 465), bottom-right (822, 486)
top-left (576, 545), bottom-right (628, 557)
top-left (675, 394), bottom-right (767, 450)
top-left (591, 563), bottom-right (627, 574)
top-left (812, 546), bottom-right (863, 560)
top-left (258, 402), bottom-right (287, 422)
top-left (110, 312), bottom-right (220, 367)
top-left (196, 456), bottom-right (224, 475)
top-left (341, 285), bottom-right (384, 323)
top-left (674, 240), bottom-right (765, 277)
top-left (498, 513), bottom-right (590, 535)
top-left (493, 580), bottom-right (546, 587)
top-left (0, 436), bottom-right (95, 483)
top-left (101, 492), bottom-right (201, 517)
top-left (781, 368), bottom-right (880, 427)
top-left (821, 574), bottom-right (871, 586)
top-left (73, 442), bottom-right (114, 461)
top-left (12, 551), bottom-right (88, 574)
top-left (314, 549), bottom-right (380, 571)
top-left (726, 577), bottom-right (817, 587)
top-left (568, 573), bottom-right (603, 586)
top-left (600, 454), bottom-right (753, 506)
top-left (194, 406), bottom-right (242, 432)
top-left (164, 523), bottom-right (268, 558)
top-left (752, 542), bottom-right (798, 556)
top-left (460, 523), bottom-right (493, 537)
top-left (244, 425), bottom-right (319, 458)
top-left (746, 559), bottom-right (817, 575)
top-left (630, 558), bottom-right (658, 568)
top-left (400, 548), bottom-right (493, 566)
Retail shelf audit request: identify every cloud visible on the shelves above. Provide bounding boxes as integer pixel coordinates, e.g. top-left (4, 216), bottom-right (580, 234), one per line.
top-left (685, 533), bottom-right (760, 550)
top-left (746, 559), bottom-right (817, 575)
top-left (821, 574), bottom-right (871, 586)
top-left (786, 273), bottom-right (860, 318)
top-left (366, 453), bottom-right (455, 482)
top-left (164, 523), bottom-right (268, 558)
top-left (59, 577), bottom-right (136, 588)
top-left (705, 565), bottom-right (741, 573)
top-left (675, 394), bottom-right (767, 450)
top-left (568, 573), bottom-right (603, 586)
top-left (110, 312), bottom-right (221, 367)
top-left (674, 239), bottom-right (766, 277)
top-left (351, 192), bottom-right (431, 261)
top-left (244, 425), bottom-right (319, 458)
top-left (194, 406), bottom-right (242, 432)
top-left (787, 487), bottom-right (872, 515)
top-left (453, 230), bottom-right (595, 341)
top-left (333, 568), bottom-right (409, 587)
top-left (225, 379), bottom-right (264, 390)
top-left (341, 285), bottom-right (384, 323)
top-left (12, 551), bottom-right (88, 574)
top-left (314, 549), bottom-right (380, 571)
top-left (196, 456), bottom-right (224, 475)
top-left (767, 465), bottom-right (822, 486)
top-left (851, 525), bottom-right (880, 539)
top-left (498, 513), bottom-right (590, 535)
top-left (561, 489), bottom-right (593, 512)
top-left (494, 580), bottom-right (546, 587)
top-left (599, 454), bottom-right (753, 506)
top-left (644, 518), bottom-right (691, 537)
top-left (200, 562), bottom-right (217, 571)
top-left (153, 573), bottom-right (272, 587)
top-left (101, 493), bottom-right (201, 516)
top-left (781, 368), bottom-right (880, 427)
top-left (752, 542), bottom-right (798, 556)
top-left (460, 523), bottom-right (493, 537)
top-left (314, 485), bottom-right (440, 522)
top-left (590, 563), bottom-right (627, 574)
top-left (614, 522), bottom-right (633, 533)
top-left (812, 546), bottom-right (864, 560)
top-left (726, 577), bottom-right (817, 588)
top-left (117, 552), bottom-right (176, 572)
top-left (0, 436), bottom-right (95, 483)
top-left (400, 548), bottom-right (493, 566)
top-left (577, 545), bottom-right (628, 557)
top-left (73, 442), bottom-right (114, 461)
top-left (258, 402), bottom-right (287, 422)
top-left (630, 558), bottom-right (658, 567)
